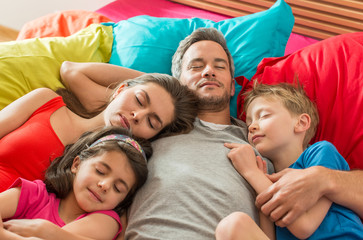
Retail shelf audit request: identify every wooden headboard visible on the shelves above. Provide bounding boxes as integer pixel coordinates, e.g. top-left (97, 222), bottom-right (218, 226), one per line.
top-left (169, 0), bottom-right (363, 40)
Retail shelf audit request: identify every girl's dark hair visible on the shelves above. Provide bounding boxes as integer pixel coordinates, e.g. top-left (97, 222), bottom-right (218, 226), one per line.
top-left (58, 73), bottom-right (199, 140)
top-left (44, 126), bottom-right (152, 215)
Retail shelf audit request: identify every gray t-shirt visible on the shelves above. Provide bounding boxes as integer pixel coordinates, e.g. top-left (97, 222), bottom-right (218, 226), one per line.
top-left (125, 118), bottom-right (273, 240)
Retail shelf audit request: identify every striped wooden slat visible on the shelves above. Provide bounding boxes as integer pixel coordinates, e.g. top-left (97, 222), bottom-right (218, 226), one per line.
top-left (169, 0), bottom-right (363, 40)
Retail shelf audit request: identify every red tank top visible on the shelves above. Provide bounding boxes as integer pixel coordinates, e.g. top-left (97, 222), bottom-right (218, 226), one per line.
top-left (0, 96), bottom-right (65, 192)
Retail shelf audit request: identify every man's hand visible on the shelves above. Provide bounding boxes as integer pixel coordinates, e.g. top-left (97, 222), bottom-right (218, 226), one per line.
top-left (256, 167), bottom-right (325, 227)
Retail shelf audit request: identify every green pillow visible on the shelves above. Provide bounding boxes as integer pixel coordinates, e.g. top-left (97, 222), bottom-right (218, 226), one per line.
top-left (105, 0), bottom-right (294, 117)
top-left (0, 24), bottom-right (113, 110)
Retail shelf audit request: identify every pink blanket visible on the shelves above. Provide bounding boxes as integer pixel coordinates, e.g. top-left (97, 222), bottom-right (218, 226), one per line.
top-left (96, 0), bottom-right (319, 54)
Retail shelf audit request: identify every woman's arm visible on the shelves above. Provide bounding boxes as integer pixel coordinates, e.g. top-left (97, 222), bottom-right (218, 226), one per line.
top-left (60, 61), bottom-right (144, 112)
top-left (0, 88), bottom-right (57, 139)
top-left (256, 167), bottom-right (363, 226)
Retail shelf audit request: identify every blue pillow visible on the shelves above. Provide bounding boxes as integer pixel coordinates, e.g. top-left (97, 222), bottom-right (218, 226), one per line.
top-left (104, 0), bottom-right (294, 117)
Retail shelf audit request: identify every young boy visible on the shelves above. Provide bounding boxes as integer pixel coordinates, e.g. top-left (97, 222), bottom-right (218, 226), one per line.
top-left (216, 82), bottom-right (363, 240)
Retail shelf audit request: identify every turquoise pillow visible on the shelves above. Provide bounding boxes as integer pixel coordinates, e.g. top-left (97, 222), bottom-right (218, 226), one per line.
top-left (105, 0), bottom-right (294, 117)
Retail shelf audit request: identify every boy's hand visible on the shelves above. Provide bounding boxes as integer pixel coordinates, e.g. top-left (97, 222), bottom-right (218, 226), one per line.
top-left (224, 143), bottom-right (260, 175)
top-left (256, 156), bottom-right (268, 174)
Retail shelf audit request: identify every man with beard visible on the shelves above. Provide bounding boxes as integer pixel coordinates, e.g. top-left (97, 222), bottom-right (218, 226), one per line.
top-left (60, 28), bottom-right (268, 239)
top-left (58, 28), bottom-right (363, 239)
top-left (123, 28), bottom-right (273, 239)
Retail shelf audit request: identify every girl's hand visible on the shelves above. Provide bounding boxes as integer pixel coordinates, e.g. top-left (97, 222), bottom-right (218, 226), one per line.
top-left (0, 214), bottom-right (5, 237)
top-left (224, 143), bottom-right (260, 175)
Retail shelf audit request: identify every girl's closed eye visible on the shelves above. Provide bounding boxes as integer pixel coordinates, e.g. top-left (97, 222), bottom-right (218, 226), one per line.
top-left (114, 182), bottom-right (128, 194)
top-left (95, 164), bottom-right (108, 175)
top-left (113, 184), bottom-right (121, 193)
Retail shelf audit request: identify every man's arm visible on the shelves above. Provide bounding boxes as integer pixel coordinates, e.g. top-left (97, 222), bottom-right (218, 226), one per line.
top-left (60, 61), bottom-right (144, 112)
top-left (256, 166), bottom-right (363, 227)
top-left (225, 143), bottom-right (332, 239)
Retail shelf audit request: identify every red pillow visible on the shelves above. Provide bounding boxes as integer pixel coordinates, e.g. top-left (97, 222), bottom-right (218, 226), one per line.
top-left (236, 32), bottom-right (363, 170)
top-left (17, 10), bottom-right (112, 40)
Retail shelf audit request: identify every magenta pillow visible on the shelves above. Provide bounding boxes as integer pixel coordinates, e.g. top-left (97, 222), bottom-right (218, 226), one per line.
top-left (236, 32), bottom-right (363, 170)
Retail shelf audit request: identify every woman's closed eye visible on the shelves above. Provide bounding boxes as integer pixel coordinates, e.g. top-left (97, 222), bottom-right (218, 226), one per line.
top-left (148, 116), bottom-right (162, 130)
top-left (96, 168), bottom-right (105, 175)
top-left (136, 95), bottom-right (143, 106)
top-left (148, 117), bottom-right (155, 129)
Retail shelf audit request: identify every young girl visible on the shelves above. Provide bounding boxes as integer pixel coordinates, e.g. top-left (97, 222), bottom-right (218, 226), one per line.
top-left (0, 126), bottom-right (151, 240)
top-left (0, 73), bottom-right (198, 192)
top-left (216, 82), bottom-right (363, 240)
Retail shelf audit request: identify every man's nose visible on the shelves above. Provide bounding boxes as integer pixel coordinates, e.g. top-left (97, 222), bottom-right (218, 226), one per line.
top-left (202, 65), bottom-right (216, 78)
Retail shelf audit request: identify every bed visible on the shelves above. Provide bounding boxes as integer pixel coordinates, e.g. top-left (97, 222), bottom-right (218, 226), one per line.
top-left (0, 0), bottom-right (362, 175)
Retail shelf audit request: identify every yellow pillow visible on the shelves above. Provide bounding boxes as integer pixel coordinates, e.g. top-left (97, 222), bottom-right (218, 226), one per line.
top-left (0, 24), bottom-right (113, 110)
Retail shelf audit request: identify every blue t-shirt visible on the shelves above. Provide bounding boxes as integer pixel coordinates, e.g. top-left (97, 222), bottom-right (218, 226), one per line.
top-left (276, 141), bottom-right (363, 239)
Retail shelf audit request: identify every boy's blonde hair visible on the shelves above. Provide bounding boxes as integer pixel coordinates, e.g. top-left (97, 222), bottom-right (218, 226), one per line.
top-left (243, 81), bottom-right (319, 148)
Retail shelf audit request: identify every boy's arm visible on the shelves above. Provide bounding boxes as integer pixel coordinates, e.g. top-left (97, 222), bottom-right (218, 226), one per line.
top-left (226, 143), bottom-right (332, 239)
top-left (60, 61), bottom-right (144, 112)
top-left (242, 162), bottom-right (331, 239)
top-left (256, 167), bottom-right (363, 226)
top-left (225, 143), bottom-right (277, 237)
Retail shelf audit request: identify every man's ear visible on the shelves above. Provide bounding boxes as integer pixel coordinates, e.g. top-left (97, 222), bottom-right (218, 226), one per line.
top-left (112, 83), bottom-right (128, 99)
top-left (230, 78), bottom-right (236, 97)
top-left (295, 113), bottom-right (311, 133)
top-left (71, 156), bottom-right (81, 174)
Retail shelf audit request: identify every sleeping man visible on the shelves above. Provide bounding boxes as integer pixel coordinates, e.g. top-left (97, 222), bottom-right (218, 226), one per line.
top-left (59, 28), bottom-right (363, 239)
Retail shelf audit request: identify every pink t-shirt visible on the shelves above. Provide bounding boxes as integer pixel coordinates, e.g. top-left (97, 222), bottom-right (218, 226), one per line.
top-left (8, 178), bottom-right (122, 239)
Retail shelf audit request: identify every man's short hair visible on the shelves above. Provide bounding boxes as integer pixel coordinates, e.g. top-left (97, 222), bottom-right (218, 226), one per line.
top-left (171, 28), bottom-right (235, 80)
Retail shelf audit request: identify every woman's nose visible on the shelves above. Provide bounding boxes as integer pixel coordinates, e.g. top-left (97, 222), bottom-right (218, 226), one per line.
top-left (131, 109), bottom-right (148, 124)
